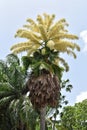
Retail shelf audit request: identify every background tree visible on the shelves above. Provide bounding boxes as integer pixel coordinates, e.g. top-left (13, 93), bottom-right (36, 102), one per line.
top-left (10, 13), bottom-right (80, 130)
top-left (60, 106), bottom-right (75, 130)
top-left (74, 99), bottom-right (87, 130)
top-left (59, 99), bottom-right (87, 130)
top-left (0, 54), bottom-right (38, 130)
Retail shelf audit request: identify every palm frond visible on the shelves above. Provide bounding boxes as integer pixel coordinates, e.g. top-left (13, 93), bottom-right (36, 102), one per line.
top-left (0, 82), bottom-right (13, 90)
top-left (66, 49), bottom-right (77, 58)
top-left (0, 95), bottom-right (15, 108)
top-left (0, 91), bottom-right (14, 99)
top-left (57, 57), bottom-right (69, 72)
top-left (40, 61), bottom-right (54, 74)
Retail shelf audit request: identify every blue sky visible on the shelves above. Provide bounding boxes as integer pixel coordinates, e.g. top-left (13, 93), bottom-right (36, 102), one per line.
top-left (0, 0), bottom-right (87, 105)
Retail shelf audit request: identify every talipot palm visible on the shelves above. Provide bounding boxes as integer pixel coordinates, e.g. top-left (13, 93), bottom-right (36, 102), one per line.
top-left (10, 13), bottom-right (80, 130)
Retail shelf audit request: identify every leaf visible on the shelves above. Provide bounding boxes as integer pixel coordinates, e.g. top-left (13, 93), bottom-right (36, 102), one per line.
top-left (22, 56), bottom-right (32, 70)
top-left (40, 61), bottom-right (54, 73)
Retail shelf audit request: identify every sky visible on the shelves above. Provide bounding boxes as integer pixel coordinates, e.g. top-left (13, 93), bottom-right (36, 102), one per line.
top-left (0, 0), bottom-right (87, 105)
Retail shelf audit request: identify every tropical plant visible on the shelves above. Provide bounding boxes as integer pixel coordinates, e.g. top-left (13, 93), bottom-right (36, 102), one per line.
top-left (0, 54), bottom-right (38, 130)
top-left (10, 13), bottom-right (80, 130)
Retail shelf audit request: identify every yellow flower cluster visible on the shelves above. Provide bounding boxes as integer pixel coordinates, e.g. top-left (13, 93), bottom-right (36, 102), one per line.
top-left (11, 13), bottom-right (80, 56)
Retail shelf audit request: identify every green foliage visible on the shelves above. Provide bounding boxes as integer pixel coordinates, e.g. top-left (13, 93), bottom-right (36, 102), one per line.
top-left (61, 106), bottom-right (75, 129)
top-left (0, 54), bottom-right (39, 130)
top-left (22, 48), bottom-right (64, 80)
top-left (59, 99), bottom-right (87, 130)
top-left (74, 99), bottom-right (87, 130)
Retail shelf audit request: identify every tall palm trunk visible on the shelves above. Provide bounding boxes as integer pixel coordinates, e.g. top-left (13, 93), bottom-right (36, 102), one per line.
top-left (26, 70), bottom-right (60, 130)
top-left (40, 107), bottom-right (46, 130)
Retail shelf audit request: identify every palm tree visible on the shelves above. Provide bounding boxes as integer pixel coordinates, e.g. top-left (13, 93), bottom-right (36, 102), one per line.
top-left (10, 13), bottom-right (80, 130)
top-left (0, 54), bottom-right (38, 130)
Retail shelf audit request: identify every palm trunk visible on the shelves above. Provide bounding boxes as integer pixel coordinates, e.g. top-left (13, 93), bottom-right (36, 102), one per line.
top-left (40, 107), bottom-right (46, 130)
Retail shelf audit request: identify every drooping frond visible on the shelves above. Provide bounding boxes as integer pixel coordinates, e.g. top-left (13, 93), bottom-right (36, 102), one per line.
top-left (15, 29), bottom-right (41, 44)
top-left (10, 41), bottom-right (33, 50)
top-left (53, 40), bottom-right (80, 52)
top-left (0, 82), bottom-right (13, 89)
top-left (73, 43), bottom-right (80, 51)
top-left (51, 33), bottom-right (78, 40)
top-left (11, 44), bottom-right (40, 54)
top-left (57, 57), bottom-right (69, 72)
top-left (66, 49), bottom-right (77, 58)
top-left (11, 41), bottom-right (40, 54)
top-left (0, 96), bottom-right (15, 108)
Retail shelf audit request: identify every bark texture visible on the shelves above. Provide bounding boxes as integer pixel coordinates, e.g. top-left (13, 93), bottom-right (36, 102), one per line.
top-left (40, 107), bottom-right (46, 130)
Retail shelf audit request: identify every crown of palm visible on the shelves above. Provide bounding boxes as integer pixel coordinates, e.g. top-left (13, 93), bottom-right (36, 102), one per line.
top-left (10, 14), bottom-right (80, 73)
top-left (11, 14), bottom-right (80, 54)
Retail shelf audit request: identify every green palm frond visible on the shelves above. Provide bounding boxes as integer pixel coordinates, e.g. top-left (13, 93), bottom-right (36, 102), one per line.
top-left (0, 83), bottom-right (13, 90)
top-left (40, 61), bottom-right (54, 73)
top-left (0, 95), bottom-right (15, 108)
top-left (0, 54), bottom-right (34, 130)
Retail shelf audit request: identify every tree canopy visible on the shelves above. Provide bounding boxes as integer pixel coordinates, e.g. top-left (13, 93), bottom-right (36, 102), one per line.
top-left (60, 99), bottom-right (87, 130)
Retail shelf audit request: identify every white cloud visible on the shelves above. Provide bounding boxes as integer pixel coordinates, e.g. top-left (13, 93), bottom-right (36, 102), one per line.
top-left (76, 91), bottom-right (87, 103)
top-left (80, 30), bottom-right (87, 52)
